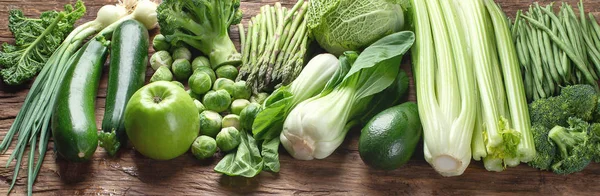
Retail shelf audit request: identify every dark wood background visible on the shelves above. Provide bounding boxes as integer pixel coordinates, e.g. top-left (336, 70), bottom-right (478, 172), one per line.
top-left (1, 0), bottom-right (600, 195)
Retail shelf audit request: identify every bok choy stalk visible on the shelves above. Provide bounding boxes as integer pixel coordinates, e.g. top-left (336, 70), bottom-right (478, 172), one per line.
top-left (252, 54), bottom-right (339, 141)
top-left (412, 0), bottom-right (477, 176)
top-left (281, 32), bottom-right (415, 160)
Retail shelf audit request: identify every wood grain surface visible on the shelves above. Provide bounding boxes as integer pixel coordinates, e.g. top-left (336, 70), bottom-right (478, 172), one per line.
top-left (1, 0), bottom-right (600, 195)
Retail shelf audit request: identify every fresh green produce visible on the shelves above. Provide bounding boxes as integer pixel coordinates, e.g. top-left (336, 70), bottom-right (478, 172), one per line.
top-left (0, 1), bottom-right (158, 193)
top-left (188, 72), bottom-right (212, 95)
top-left (99, 20), bottom-right (149, 156)
top-left (529, 85), bottom-right (598, 129)
top-left (252, 53), bottom-right (339, 141)
top-left (199, 111), bottom-right (223, 138)
top-left (203, 90), bottom-right (233, 113)
top-left (192, 56), bottom-right (211, 70)
top-left (191, 136), bottom-right (217, 160)
top-left (237, 1), bottom-right (311, 92)
top-left (171, 81), bottom-right (185, 89)
top-left (214, 131), bottom-right (263, 177)
top-left (172, 47), bottom-right (192, 61)
top-left (124, 81), bottom-right (200, 160)
top-left (157, 0), bottom-right (243, 68)
top-left (250, 92), bottom-right (269, 104)
top-left (213, 78), bottom-right (235, 94)
top-left (52, 38), bottom-right (109, 162)
top-left (231, 99), bottom-right (250, 115)
top-left (195, 66), bottom-right (217, 83)
top-left (306, 0), bottom-right (406, 56)
top-left (172, 58), bottom-right (192, 81)
top-left (261, 137), bottom-right (280, 172)
top-left (359, 71), bottom-right (410, 124)
top-left (471, 0), bottom-right (535, 171)
top-left (0, 1), bottom-right (85, 85)
top-left (150, 66), bottom-right (173, 82)
top-left (216, 127), bottom-right (241, 152)
top-left (240, 103), bottom-right (262, 132)
top-left (232, 81), bottom-right (252, 99)
top-left (188, 89), bottom-right (202, 100)
top-left (514, 2), bottom-right (600, 101)
top-left (150, 51), bottom-right (173, 70)
top-left (548, 118), bottom-right (593, 174)
top-left (216, 65), bottom-right (239, 80)
top-left (222, 114), bottom-right (241, 131)
top-left (281, 32), bottom-right (414, 160)
top-left (194, 100), bottom-right (206, 114)
top-left (153, 34), bottom-right (171, 51)
top-left (359, 102), bottom-right (422, 170)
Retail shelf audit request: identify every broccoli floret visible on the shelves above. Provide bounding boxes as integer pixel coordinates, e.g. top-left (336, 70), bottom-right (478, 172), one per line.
top-left (529, 85), bottom-right (598, 129)
top-left (548, 118), bottom-right (592, 174)
top-left (157, 0), bottom-right (242, 69)
top-left (590, 123), bottom-right (600, 163)
top-left (527, 125), bottom-right (556, 170)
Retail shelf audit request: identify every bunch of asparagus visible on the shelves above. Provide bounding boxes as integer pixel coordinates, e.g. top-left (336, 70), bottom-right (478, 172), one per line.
top-left (236, 0), bottom-right (310, 93)
top-left (513, 2), bottom-right (600, 101)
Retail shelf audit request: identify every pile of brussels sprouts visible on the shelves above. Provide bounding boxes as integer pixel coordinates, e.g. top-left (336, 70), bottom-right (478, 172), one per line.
top-left (149, 34), bottom-right (269, 160)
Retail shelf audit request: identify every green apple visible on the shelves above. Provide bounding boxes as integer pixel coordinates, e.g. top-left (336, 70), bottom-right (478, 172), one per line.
top-left (124, 81), bottom-right (200, 160)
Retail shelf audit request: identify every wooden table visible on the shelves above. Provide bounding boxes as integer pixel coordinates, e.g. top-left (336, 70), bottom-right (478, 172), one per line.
top-left (1, 0), bottom-right (600, 195)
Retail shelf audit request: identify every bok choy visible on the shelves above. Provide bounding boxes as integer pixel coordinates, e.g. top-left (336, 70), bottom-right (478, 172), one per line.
top-left (281, 31), bottom-right (415, 160)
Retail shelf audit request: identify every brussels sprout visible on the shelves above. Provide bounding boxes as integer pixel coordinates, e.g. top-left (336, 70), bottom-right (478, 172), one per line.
top-left (240, 103), bottom-right (262, 131)
top-left (215, 65), bottom-right (239, 81)
top-left (172, 47), bottom-right (192, 61)
top-left (213, 78), bottom-right (235, 95)
top-left (250, 92), bottom-right (269, 105)
top-left (230, 99), bottom-right (250, 115)
top-left (172, 59), bottom-right (192, 81)
top-left (170, 81), bottom-right (185, 89)
top-left (194, 66), bottom-right (217, 83)
top-left (187, 89), bottom-right (202, 100)
top-left (199, 110), bottom-right (223, 137)
top-left (149, 66), bottom-right (173, 83)
top-left (192, 56), bottom-right (211, 70)
top-left (203, 90), bottom-right (232, 113)
top-left (153, 34), bottom-right (171, 51)
top-left (194, 99), bottom-right (206, 114)
top-left (189, 72), bottom-right (212, 95)
top-left (150, 51), bottom-right (173, 70)
top-left (191, 136), bottom-right (217, 160)
top-left (216, 127), bottom-right (241, 152)
top-left (232, 81), bottom-right (252, 100)
top-left (222, 114), bottom-right (241, 130)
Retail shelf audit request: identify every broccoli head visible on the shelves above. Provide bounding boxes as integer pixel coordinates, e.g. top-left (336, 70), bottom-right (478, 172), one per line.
top-left (157, 0), bottom-right (242, 68)
top-left (528, 125), bottom-right (556, 170)
top-left (548, 118), bottom-right (592, 174)
top-left (590, 123), bottom-right (600, 163)
top-left (529, 84), bottom-right (598, 129)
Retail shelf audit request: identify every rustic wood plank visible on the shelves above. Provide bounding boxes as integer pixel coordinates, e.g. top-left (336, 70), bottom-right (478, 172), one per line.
top-left (1, 0), bottom-right (600, 195)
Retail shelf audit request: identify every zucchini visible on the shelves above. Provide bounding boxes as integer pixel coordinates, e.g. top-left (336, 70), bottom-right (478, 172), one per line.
top-left (99, 20), bottom-right (149, 156)
top-left (51, 38), bottom-right (110, 162)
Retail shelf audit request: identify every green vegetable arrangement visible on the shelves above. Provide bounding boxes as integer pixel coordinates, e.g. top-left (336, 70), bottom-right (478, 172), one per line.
top-left (514, 1), bottom-right (600, 101)
top-left (0, 0), bottom-right (159, 194)
top-left (236, 1), bottom-right (310, 93)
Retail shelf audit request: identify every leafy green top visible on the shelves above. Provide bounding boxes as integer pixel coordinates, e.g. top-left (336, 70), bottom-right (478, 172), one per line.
top-left (0, 0), bottom-right (85, 85)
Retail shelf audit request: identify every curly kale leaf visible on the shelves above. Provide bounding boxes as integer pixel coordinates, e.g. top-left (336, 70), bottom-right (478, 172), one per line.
top-left (0, 0), bottom-right (85, 85)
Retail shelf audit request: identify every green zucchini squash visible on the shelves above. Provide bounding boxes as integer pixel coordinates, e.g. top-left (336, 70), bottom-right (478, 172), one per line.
top-left (51, 38), bottom-right (110, 162)
top-left (99, 20), bottom-right (149, 156)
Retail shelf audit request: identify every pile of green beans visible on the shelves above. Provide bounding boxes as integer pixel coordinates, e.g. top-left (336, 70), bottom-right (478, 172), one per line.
top-left (512, 1), bottom-right (600, 102)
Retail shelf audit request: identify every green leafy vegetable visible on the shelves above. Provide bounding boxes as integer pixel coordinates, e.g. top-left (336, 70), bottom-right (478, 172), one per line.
top-left (281, 31), bottom-right (414, 160)
top-left (0, 2), bottom-right (85, 85)
top-left (307, 0), bottom-right (406, 55)
top-left (262, 137), bottom-right (280, 172)
top-left (214, 131), bottom-right (263, 177)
